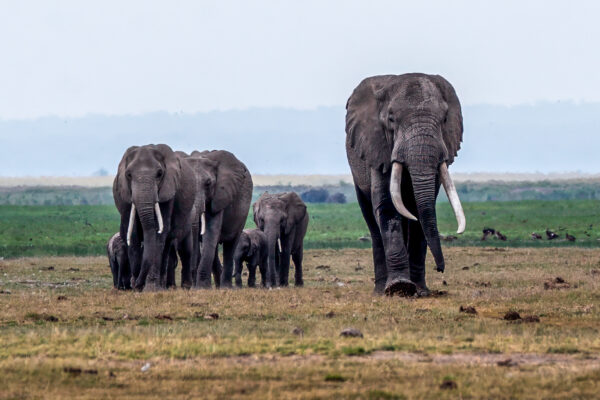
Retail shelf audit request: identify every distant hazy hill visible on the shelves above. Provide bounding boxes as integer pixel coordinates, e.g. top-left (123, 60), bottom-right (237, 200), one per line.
top-left (1, 102), bottom-right (599, 176)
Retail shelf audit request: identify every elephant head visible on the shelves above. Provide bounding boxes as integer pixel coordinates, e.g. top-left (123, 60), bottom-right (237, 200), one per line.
top-left (113, 144), bottom-right (194, 290)
top-left (346, 74), bottom-right (465, 272)
top-left (253, 192), bottom-right (306, 286)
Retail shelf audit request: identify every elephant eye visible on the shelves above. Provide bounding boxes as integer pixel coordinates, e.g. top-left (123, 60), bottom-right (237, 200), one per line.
top-left (388, 116), bottom-right (394, 123)
top-left (156, 169), bottom-right (164, 178)
top-left (126, 171), bottom-right (132, 180)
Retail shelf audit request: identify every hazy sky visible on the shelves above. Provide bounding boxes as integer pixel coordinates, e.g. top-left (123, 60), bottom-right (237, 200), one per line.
top-left (1, 0), bottom-right (600, 119)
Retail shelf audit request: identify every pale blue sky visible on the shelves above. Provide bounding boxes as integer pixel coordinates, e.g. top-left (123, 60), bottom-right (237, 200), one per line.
top-left (1, 1), bottom-right (599, 119)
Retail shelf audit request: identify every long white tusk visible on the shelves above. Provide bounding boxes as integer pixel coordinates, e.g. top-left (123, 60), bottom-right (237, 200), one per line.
top-left (277, 238), bottom-right (282, 252)
top-left (389, 162), bottom-right (418, 221)
top-left (200, 212), bottom-right (206, 236)
top-left (440, 162), bottom-right (466, 234)
top-left (155, 202), bottom-right (164, 234)
top-left (127, 204), bottom-right (136, 246)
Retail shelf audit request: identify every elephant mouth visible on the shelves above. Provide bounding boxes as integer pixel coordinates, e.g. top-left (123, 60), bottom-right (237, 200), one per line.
top-left (126, 202), bottom-right (164, 246)
top-left (389, 161), bottom-right (465, 234)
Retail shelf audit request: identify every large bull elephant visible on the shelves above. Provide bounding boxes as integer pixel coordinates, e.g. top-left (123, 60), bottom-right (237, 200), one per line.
top-left (253, 192), bottom-right (308, 287)
top-left (113, 144), bottom-right (197, 291)
top-left (185, 150), bottom-right (253, 288)
top-left (345, 73), bottom-right (466, 297)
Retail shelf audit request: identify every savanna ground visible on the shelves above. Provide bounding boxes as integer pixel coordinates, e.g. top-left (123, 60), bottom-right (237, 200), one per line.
top-left (1, 199), bottom-right (600, 398)
top-left (0, 246), bottom-right (599, 399)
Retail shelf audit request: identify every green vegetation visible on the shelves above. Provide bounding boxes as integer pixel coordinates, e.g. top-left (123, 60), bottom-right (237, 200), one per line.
top-left (2, 199), bottom-right (600, 258)
top-left (4, 179), bottom-right (600, 206)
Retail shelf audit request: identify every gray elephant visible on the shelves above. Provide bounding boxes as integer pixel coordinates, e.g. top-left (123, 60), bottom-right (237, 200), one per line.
top-left (233, 229), bottom-right (268, 288)
top-left (253, 192), bottom-right (308, 287)
top-left (184, 150), bottom-right (253, 289)
top-left (106, 232), bottom-right (131, 290)
top-left (113, 144), bottom-right (197, 291)
top-left (345, 73), bottom-right (466, 296)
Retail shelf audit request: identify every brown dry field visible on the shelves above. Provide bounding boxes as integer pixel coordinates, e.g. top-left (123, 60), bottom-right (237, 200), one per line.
top-left (0, 247), bottom-right (599, 399)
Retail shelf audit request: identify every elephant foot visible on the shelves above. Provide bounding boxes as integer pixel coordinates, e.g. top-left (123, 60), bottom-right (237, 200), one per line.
top-left (220, 281), bottom-right (233, 289)
top-left (181, 282), bottom-right (192, 290)
top-left (143, 282), bottom-right (164, 292)
top-left (294, 280), bottom-right (304, 287)
top-left (415, 284), bottom-right (431, 297)
top-left (384, 277), bottom-right (417, 297)
top-left (194, 279), bottom-right (212, 289)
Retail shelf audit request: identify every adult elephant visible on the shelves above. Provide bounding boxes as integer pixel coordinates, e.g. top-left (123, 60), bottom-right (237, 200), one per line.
top-left (113, 144), bottom-right (197, 291)
top-left (345, 73), bottom-right (466, 296)
top-left (185, 150), bottom-right (253, 288)
top-left (253, 192), bottom-right (308, 287)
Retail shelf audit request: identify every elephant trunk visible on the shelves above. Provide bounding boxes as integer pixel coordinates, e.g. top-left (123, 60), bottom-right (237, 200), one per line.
top-left (264, 224), bottom-right (280, 288)
top-left (411, 171), bottom-right (445, 272)
top-left (131, 178), bottom-right (163, 290)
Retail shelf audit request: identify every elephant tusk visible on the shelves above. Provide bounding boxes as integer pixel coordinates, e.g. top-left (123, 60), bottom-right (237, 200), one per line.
top-left (440, 162), bottom-right (466, 234)
top-left (200, 212), bottom-right (206, 236)
top-left (277, 238), bottom-right (282, 252)
top-left (127, 204), bottom-right (136, 246)
top-left (389, 162), bottom-right (418, 221)
top-left (155, 202), bottom-right (164, 234)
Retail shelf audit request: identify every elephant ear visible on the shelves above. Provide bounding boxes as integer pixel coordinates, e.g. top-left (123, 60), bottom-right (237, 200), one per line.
top-left (154, 144), bottom-right (181, 202)
top-left (346, 76), bottom-right (394, 173)
top-left (252, 200), bottom-right (261, 228)
top-left (431, 75), bottom-right (463, 165)
top-left (279, 192), bottom-right (307, 234)
top-left (205, 150), bottom-right (248, 213)
top-left (113, 146), bottom-right (138, 212)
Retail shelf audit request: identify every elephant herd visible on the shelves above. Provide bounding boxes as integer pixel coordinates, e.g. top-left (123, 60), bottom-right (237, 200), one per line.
top-left (108, 147), bottom-right (308, 291)
top-left (108, 72), bottom-right (467, 297)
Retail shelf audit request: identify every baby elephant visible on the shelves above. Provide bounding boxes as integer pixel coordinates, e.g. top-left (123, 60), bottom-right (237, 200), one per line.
top-left (106, 233), bottom-right (131, 290)
top-left (233, 229), bottom-right (268, 287)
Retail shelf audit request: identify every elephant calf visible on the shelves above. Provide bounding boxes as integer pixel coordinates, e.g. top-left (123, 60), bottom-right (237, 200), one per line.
top-left (233, 229), bottom-right (268, 287)
top-left (106, 233), bottom-right (131, 290)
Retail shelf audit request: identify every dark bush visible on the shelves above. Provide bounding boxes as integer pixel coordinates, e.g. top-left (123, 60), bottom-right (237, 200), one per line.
top-left (301, 188), bottom-right (329, 203)
top-left (327, 192), bottom-right (347, 204)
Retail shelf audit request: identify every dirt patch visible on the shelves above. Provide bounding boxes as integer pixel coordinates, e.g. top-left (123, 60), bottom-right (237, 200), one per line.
top-left (459, 306), bottom-right (477, 314)
top-left (544, 277), bottom-right (570, 290)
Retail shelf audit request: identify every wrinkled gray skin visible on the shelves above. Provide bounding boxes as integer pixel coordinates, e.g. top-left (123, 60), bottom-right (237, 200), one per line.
top-left (346, 74), bottom-right (463, 296)
top-left (113, 144), bottom-right (197, 291)
top-left (184, 150), bottom-right (253, 289)
top-left (106, 233), bottom-right (131, 290)
top-left (233, 229), bottom-right (268, 287)
top-left (107, 232), bottom-right (179, 290)
top-left (253, 192), bottom-right (309, 287)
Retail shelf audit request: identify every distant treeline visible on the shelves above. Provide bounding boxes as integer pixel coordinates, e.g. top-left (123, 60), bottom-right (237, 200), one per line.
top-left (2, 180), bottom-right (600, 205)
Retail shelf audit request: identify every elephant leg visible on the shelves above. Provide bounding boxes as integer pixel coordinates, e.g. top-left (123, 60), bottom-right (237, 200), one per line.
top-left (247, 262), bottom-right (257, 288)
top-left (292, 246), bottom-right (304, 287)
top-left (166, 243), bottom-right (179, 288)
top-left (185, 222), bottom-right (199, 289)
top-left (233, 255), bottom-right (244, 288)
top-left (279, 231), bottom-right (295, 287)
top-left (116, 249), bottom-right (131, 290)
top-left (356, 186), bottom-right (387, 294)
top-left (221, 237), bottom-right (239, 288)
top-left (195, 212), bottom-right (223, 288)
top-left (259, 255), bottom-right (268, 287)
top-left (407, 219), bottom-right (429, 295)
top-left (176, 232), bottom-right (195, 289)
top-left (370, 169), bottom-right (414, 296)
top-left (212, 248), bottom-right (222, 289)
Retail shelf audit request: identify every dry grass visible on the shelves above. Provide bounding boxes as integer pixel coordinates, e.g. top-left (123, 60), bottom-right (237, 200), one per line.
top-left (0, 247), bottom-right (599, 398)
